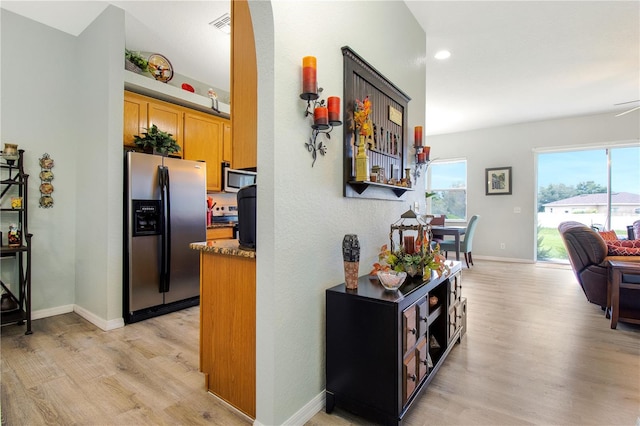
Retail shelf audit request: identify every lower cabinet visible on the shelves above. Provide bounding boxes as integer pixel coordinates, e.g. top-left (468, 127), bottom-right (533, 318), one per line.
top-left (326, 262), bottom-right (463, 426)
top-left (206, 226), bottom-right (234, 240)
top-left (199, 250), bottom-right (256, 419)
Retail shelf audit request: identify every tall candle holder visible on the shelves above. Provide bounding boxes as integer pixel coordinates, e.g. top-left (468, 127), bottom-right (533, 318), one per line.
top-left (301, 87), bottom-right (342, 167)
top-left (413, 144), bottom-right (432, 178)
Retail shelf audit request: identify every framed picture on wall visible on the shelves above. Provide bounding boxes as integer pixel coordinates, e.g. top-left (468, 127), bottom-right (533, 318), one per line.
top-left (485, 166), bottom-right (512, 195)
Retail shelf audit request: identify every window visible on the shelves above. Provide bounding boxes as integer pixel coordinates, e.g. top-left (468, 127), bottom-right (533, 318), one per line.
top-left (426, 159), bottom-right (467, 220)
top-left (536, 145), bottom-right (640, 262)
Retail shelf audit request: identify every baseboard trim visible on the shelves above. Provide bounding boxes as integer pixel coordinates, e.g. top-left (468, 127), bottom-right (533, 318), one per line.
top-left (73, 305), bottom-right (124, 331)
top-left (28, 304), bottom-right (124, 331)
top-left (280, 391), bottom-right (325, 426)
top-left (205, 391), bottom-right (254, 424)
top-left (32, 304), bottom-right (74, 320)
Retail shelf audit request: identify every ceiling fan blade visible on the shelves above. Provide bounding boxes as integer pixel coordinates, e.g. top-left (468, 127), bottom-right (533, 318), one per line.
top-left (615, 106), bottom-right (640, 117)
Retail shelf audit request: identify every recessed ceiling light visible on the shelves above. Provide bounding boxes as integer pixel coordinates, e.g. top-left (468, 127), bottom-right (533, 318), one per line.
top-left (209, 13), bottom-right (231, 34)
top-left (434, 50), bottom-right (451, 60)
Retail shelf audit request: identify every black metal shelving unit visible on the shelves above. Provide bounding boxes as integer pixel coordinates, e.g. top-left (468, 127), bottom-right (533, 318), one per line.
top-left (1, 149), bottom-right (33, 334)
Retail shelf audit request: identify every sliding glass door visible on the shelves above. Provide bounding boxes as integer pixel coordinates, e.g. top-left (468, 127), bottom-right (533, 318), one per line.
top-left (536, 145), bottom-right (640, 262)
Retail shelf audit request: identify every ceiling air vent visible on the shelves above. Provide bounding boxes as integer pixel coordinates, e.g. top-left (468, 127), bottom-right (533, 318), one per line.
top-left (209, 13), bottom-right (231, 34)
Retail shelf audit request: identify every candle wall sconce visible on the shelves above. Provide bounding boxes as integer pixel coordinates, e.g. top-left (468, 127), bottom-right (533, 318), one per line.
top-left (300, 56), bottom-right (342, 167)
top-left (411, 126), bottom-right (433, 178)
top-left (413, 145), bottom-right (432, 178)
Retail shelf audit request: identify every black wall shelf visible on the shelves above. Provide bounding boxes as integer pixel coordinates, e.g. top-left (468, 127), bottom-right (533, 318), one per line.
top-left (342, 46), bottom-right (412, 201)
top-left (1, 149), bottom-right (33, 334)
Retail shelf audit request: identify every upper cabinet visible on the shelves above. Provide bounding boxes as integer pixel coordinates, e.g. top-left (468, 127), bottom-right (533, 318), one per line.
top-left (223, 121), bottom-right (232, 165)
top-left (231, 0), bottom-right (257, 170)
top-left (123, 92), bottom-right (148, 149)
top-left (183, 110), bottom-right (225, 192)
top-left (148, 100), bottom-right (184, 157)
top-left (124, 90), bottom-right (230, 191)
top-left (123, 91), bottom-right (184, 158)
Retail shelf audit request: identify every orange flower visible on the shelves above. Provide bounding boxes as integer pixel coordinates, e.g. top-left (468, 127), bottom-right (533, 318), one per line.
top-left (354, 96), bottom-right (372, 137)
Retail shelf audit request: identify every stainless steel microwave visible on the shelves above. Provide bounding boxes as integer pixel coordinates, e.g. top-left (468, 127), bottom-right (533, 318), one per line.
top-left (222, 162), bottom-right (257, 193)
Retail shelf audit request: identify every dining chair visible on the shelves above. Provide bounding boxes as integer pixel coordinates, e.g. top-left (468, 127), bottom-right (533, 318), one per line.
top-left (430, 215), bottom-right (446, 243)
top-left (439, 215), bottom-right (480, 268)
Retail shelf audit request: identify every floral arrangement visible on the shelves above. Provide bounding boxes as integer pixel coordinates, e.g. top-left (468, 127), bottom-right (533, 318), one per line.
top-left (353, 96), bottom-right (372, 137)
top-left (370, 242), bottom-right (450, 278)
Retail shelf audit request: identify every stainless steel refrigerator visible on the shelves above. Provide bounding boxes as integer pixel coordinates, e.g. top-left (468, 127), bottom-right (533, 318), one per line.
top-left (124, 151), bottom-right (206, 324)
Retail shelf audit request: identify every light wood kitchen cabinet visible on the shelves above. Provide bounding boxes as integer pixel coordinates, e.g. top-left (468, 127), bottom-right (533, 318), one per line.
top-left (199, 248), bottom-right (256, 419)
top-left (124, 91), bottom-right (231, 190)
top-left (206, 227), bottom-right (234, 240)
top-left (123, 91), bottom-right (183, 158)
top-left (223, 121), bottom-right (232, 165)
top-left (183, 110), bottom-right (225, 191)
top-left (231, 0), bottom-right (257, 170)
top-left (123, 91), bottom-right (148, 149)
top-left (148, 99), bottom-right (183, 157)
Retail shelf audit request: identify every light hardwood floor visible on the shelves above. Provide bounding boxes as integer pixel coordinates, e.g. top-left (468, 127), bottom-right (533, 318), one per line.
top-left (2, 261), bottom-right (639, 425)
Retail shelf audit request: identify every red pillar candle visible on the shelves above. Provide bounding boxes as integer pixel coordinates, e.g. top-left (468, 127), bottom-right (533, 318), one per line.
top-left (314, 106), bottom-right (328, 126)
top-left (417, 152), bottom-right (426, 163)
top-left (414, 126), bottom-right (423, 146)
top-left (404, 236), bottom-right (415, 254)
top-left (328, 96), bottom-right (340, 122)
top-left (302, 56), bottom-right (317, 95)
top-left (423, 146), bottom-right (431, 161)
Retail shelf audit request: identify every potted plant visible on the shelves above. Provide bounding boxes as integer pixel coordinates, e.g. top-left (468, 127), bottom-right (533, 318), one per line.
top-left (133, 125), bottom-right (181, 156)
top-left (125, 49), bottom-right (148, 73)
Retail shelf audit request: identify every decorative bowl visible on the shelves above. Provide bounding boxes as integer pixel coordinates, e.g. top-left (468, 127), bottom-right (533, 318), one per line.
top-left (377, 270), bottom-right (407, 291)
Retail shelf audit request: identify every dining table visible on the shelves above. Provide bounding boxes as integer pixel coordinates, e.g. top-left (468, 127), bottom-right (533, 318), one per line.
top-left (431, 225), bottom-right (467, 261)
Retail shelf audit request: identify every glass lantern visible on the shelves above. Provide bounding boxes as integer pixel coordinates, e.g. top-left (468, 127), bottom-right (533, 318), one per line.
top-left (389, 209), bottom-right (434, 276)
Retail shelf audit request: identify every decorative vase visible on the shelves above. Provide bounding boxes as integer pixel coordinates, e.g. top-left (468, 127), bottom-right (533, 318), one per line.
top-left (342, 234), bottom-right (360, 290)
top-left (355, 135), bottom-right (369, 182)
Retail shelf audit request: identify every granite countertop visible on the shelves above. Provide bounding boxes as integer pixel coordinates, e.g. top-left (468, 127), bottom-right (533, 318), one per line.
top-left (190, 239), bottom-right (256, 259)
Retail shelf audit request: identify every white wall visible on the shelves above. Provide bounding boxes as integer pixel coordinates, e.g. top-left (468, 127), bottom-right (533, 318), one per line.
top-left (1, 7), bottom-right (125, 327)
top-left (252, 1), bottom-right (427, 424)
top-left (73, 6), bottom-right (124, 325)
top-left (1, 9), bottom-right (78, 313)
top-left (427, 112), bottom-right (640, 262)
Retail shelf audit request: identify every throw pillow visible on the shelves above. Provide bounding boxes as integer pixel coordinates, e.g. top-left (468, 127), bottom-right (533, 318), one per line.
top-left (607, 240), bottom-right (640, 248)
top-left (598, 230), bottom-right (618, 241)
top-left (607, 241), bottom-right (640, 256)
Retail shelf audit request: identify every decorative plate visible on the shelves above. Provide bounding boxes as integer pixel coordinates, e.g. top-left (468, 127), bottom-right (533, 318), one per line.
top-left (39, 170), bottom-right (54, 182)
top-left (40, 182), bottom-right (54, 194)
top-left (39, 196), bottom-right (53, 208)
top-left (148, 53), bottom-right (173, 83)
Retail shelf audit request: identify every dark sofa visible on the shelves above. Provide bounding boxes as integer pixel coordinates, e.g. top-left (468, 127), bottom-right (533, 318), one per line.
top-left (558, 221), bottom-right (640, 310)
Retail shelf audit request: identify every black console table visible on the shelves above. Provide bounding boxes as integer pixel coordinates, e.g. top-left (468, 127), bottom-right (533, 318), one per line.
top-left (325, 261), bottom-right (464, 425)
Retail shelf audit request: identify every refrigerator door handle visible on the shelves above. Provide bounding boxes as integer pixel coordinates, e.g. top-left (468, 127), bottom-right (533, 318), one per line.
top-left (165, 166), bottom-right (172, 292)
top-left (158, 165), bottom-right (171, 293)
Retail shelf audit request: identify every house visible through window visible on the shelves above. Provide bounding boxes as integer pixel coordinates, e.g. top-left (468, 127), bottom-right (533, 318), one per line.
top-left (426, 159), bottom-right (467, 220)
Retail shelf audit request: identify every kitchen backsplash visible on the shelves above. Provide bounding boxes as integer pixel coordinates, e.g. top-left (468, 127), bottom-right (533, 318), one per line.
top-left (207, 191), bottom-right (237, 207)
